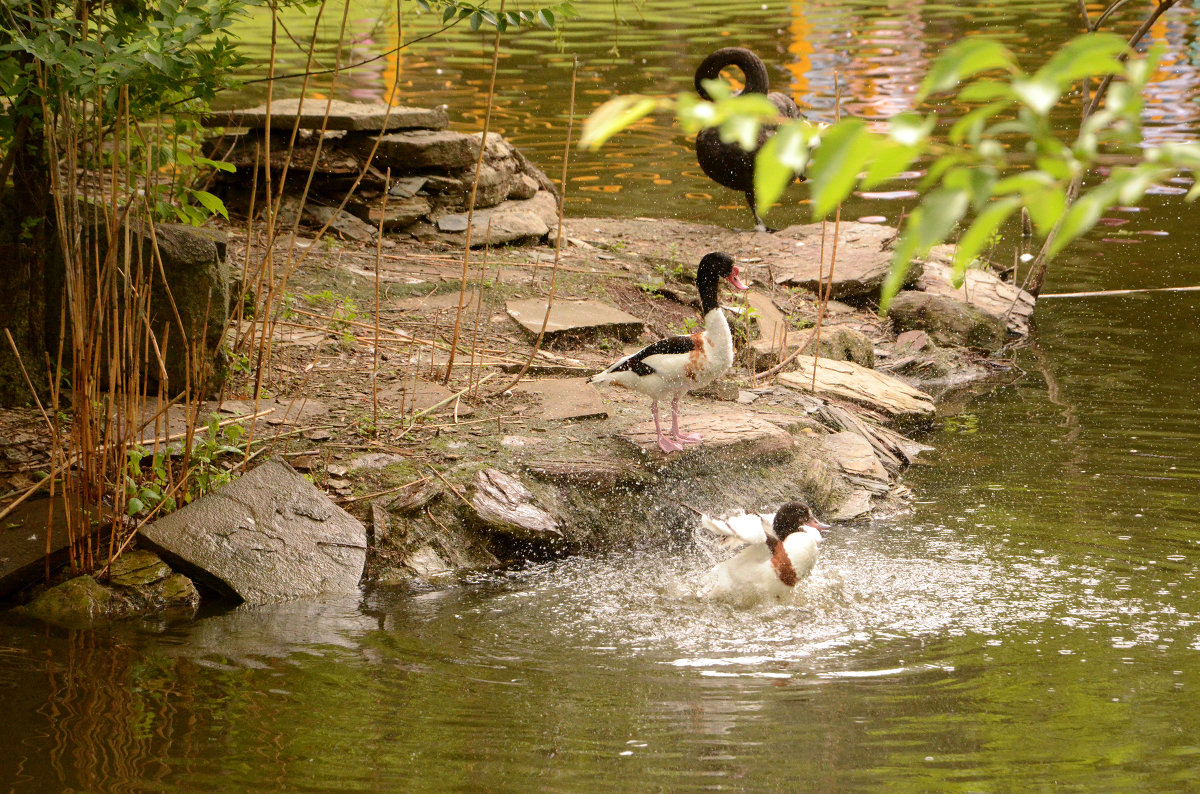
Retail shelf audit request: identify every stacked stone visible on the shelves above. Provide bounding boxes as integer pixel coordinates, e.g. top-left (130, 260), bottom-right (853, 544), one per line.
top-left (204, 98), bottom-right (559, 247)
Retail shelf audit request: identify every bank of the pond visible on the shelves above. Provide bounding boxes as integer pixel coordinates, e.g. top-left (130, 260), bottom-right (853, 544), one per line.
top-left (0, 208), bottom-right (1035, 624)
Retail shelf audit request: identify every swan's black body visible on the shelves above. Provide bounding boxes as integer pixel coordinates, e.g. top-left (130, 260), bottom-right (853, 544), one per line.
top-left (694, 47), bottom-right (804, 231)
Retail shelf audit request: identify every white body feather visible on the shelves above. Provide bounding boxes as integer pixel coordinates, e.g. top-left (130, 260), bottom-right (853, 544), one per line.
top-left (699, 512), bottom-right (822, 606)
top-left (589, 307), bottom-right (734, 400)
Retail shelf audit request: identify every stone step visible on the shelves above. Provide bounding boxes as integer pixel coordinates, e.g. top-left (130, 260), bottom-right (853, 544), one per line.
top-left (204, 99), bottom-right (448, 132)
top-left (621, 404), bottom-right (794, 461)
top-left (777, 355), bottom-right (936, 423)
top-left (506, 297), bottom-right (644, 345)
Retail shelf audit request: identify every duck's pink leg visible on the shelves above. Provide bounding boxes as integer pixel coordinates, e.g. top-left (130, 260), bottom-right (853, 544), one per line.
top-left (670, 395), bottom-right (703, 443)
top-left (652, 401), bottom-right (684, 453)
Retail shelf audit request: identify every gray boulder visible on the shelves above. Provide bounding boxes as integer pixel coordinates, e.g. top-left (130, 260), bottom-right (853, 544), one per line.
top-left (139, 459), bottom-right (367, 604)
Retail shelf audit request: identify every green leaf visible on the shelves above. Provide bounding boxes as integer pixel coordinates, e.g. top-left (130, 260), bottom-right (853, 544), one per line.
top-left (1024, 183), bottom-right (1066, 234)
top-left (536, 8), bottom-right (555, 28)
top-left (127, 497), bottom-right (146, 516)
top-left (860, 141), bottom-right (920, 189)
top-left (992, 171), bottom-right (1055, 195)
top-left (579, 95), bottom-right (663, 150)
top-left (442, 5), bottom-right (456, 23)
top-left (918, 38), bottom-right (1015, 99)
top-left (804, 118), bottom-right (874, 219)
top-left (952, 196), bottom-right (1021, 277)
top-left (1011, 78), bottom-right (1060, 116)
top-left (753, 123), bottom-right (816, 213)
top-left (881, 188), bottom-right (969, 310)
top-left (719, 114), bottom-right (760, 151)
top-left (1045, 184), bottom-right (1116, 260)
top-left (888, 112), bottom-right (934, 147)
top-left (1035, 33), bottom-right (1127, 86)
top-left (949, 101), bottom-right (1008, 146)
top-left (192, 189), bottom-right (229, 219)
top-left (469, 11), bottom-right (482, 30)
top-left (957, 80), bottom-right (1014, 103)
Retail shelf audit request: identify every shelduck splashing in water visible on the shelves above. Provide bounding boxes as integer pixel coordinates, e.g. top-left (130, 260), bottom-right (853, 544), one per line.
top-left (698, 501), bottom-right (832, 607)
top-left (587, 251), bottom-right (748, 453)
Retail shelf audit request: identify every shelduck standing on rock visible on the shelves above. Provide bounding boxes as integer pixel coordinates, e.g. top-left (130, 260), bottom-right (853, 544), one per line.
top-left (699, 501), bottom-right (832, 606)
top-left (588, 251), bottom-right (748, 453)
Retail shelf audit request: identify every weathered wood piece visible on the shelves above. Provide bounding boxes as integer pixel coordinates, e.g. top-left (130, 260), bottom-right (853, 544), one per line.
top-left (823, 431), bottom-right (890, 493)
top-left (204, 100), bottom-right (448, 132)
top-left (139, 460), bottom-right (367, 604)
top-left (815, 402), bottom-right (933, 471)
top-left (777, 355), bottom-right (936, 422)
top-left (506, 297), bottom-right (644, 344)
top-left (919, 258), bottom-right (1036, 335)
top-left (470, 469), bottom-right (562, 540)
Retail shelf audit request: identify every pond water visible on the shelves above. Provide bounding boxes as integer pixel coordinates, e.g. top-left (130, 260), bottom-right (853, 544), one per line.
top-left (5, 0), bottom-right (1200, 790)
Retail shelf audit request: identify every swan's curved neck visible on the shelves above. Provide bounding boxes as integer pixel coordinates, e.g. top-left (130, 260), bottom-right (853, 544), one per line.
top-left (695, 48), bottom-right (770, 101)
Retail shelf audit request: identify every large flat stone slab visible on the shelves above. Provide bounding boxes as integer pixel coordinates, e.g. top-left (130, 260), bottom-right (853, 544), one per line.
top-left (777, 355), bottom-right (936, 423)
top-left (507, 297), bottom-right (644, 344)
top-left (621, 404), bottom-right (794, 461)
top-left (772, 222), bottom-right (923, 300)
top-left (511, 378), bottom-right (608, 421)
top-left (919, 257), bottom-right (1035, 335)
top-left (138, 460), bottom-right (366, 604)
top-left (204, 100), bottom-right (447, 132)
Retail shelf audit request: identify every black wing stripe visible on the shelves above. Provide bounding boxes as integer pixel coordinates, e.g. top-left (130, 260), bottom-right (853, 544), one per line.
top-left (609, 335), bottom-right (695, 377)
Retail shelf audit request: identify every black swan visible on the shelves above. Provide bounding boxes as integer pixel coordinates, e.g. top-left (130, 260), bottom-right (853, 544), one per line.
top-left (694, 47), bottom-right (804, 232)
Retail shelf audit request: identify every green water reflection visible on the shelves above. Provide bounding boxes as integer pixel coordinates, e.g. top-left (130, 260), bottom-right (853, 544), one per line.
top-left (5, 0), bottom-right (1200, 790)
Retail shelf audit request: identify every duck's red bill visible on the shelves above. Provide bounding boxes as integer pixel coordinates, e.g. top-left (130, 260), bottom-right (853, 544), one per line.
top-left (728, 268), bottom-right (749, 291)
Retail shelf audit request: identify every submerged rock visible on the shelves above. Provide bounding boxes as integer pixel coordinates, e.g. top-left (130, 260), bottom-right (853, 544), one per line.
top-left (139, 459), bottom-right (367, 604)
top-left (22, 575), bottom-right (114, 627)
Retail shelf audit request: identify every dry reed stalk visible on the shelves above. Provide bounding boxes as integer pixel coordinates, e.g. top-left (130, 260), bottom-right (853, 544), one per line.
top-left (474, 258), bottom-right (503, 399)
top-left (497, 55), bottom-right (579, 393)
top-left (808, 72), bottom-right (843, 392)
top-left (373, 169), bottom-right (390, 436)
top-left (467, 228), bottom-right (492, 393)
top-left (444, 0), bottom-right (507, 382)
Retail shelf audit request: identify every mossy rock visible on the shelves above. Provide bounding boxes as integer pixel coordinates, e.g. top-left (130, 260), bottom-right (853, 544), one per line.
top-left (108, 549), bottom-right (172, 587)
top-left (800, 325), bottom-right (876, 368)
top-left (22, 575), bottom-right (114, 628)
top-left (887, 291), bottom-right (1007, 351)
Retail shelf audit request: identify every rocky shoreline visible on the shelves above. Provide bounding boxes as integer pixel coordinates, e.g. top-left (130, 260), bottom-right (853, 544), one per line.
top-left (0, 103), bottom-right (1036, 627)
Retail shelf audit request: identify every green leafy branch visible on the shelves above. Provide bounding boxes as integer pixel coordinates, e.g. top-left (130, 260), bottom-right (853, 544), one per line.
top-left (581, 32), bottom-right (1200, 309)
top-left (414, 0), bottom-right (577, 32)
